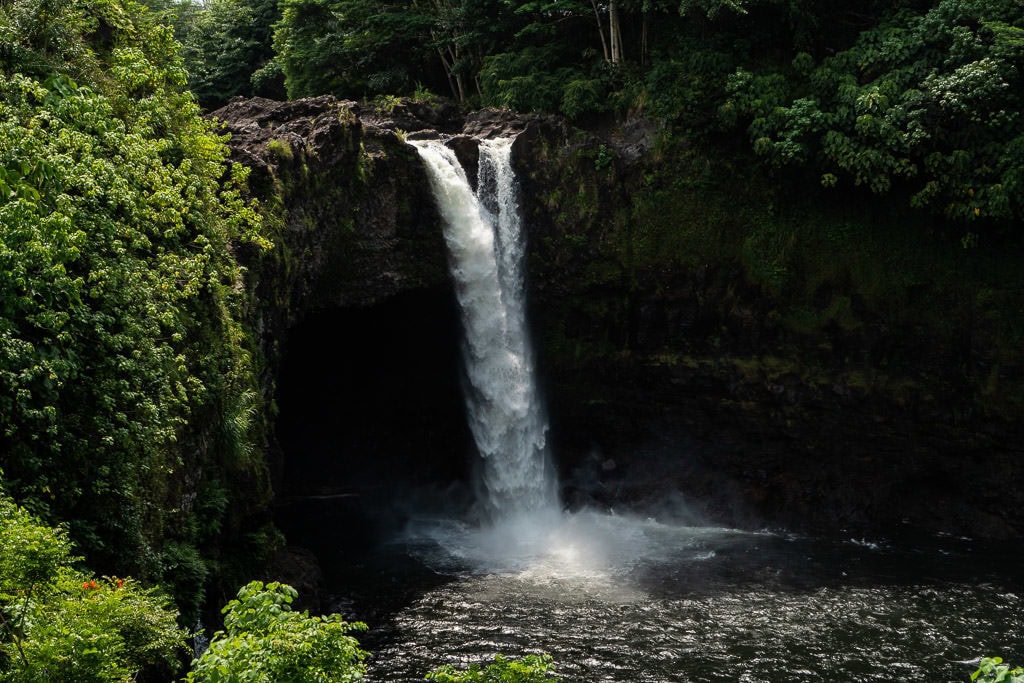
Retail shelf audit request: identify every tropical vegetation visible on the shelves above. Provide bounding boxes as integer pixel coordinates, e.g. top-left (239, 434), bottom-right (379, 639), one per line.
top-left (0, 481), bottom-right (187, 681)
top-left (166, 0), bottom-right (1024, 234)
top-left (1, 0), bottom-right (1022, 677)
top-left (973, 657), bottom-right (1024, 683)
top-left (427, 654), bottom-right (561, 682)
top-left (1, 0), bottom-right (271, 625)
top-left (187, 581), bottom-right (368, 683)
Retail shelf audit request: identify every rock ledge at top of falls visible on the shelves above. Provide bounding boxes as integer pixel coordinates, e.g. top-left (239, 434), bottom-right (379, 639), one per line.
top-left (211, 95), bottom-right (450, 316)
top-left (208, 95), bottom-right (607, 317)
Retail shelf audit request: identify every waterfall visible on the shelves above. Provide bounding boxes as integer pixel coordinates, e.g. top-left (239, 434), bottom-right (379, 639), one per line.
top-left (412, 138), bottom-right (557, 520)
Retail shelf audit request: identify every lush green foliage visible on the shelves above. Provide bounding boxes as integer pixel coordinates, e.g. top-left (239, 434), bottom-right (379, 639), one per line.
top-left (0, 485), bottom-right (187, 681)
top-left (248, 0), bottom-right (757, 112)
top-left (0, 0), bottom-right (271, 616)
top-left (187, 581), bottom-right (368, 683)
top-left (246, 0), bottom-right (1024, 228)
top-left (178, 0), bottom-right (285, 108)
top-left (724, 0), bottom-right (1024, 226)
top-left (427, 654), bottom-right (560, 682)
top-left (973, 657), bottom-right (1024, 683)
top-left (171, 0), bottom-right (1024, 222)
top-left (272, 0), bottom-right (436, 100)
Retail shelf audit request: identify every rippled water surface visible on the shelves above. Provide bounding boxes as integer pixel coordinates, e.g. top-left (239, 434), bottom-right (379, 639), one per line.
top-left (326, 513), bottom-right (1023, 682)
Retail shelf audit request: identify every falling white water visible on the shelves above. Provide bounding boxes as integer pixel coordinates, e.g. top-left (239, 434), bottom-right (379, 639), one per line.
top-left (409, 140), bottom-right (717, 582)
top-left (412, 138), bottom-right (557, 520)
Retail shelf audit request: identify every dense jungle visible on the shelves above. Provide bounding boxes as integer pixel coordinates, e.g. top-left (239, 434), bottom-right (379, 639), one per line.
top-left (1, 0), bottom-right (1023, 679)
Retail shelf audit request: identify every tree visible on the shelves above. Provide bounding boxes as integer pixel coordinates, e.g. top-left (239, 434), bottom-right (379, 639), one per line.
top-left (272, 0), bottom-right (438, 99)
top-left (475, 0), bottom-right (610, 116)
top-left (180, 0), bottom-right (285, 108)
top-left (420, 0), bottom-right (511, 102)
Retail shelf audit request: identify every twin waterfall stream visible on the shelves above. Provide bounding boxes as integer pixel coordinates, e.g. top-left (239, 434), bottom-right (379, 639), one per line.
top-left (412, 138), bottom-right (557, 520)
top-left (329, 136), bottom-right (1024, 682)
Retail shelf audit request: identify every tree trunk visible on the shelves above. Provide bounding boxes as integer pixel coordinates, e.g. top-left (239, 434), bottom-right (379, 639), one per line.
top-left (609, 0), bottom-right (623, 64)
top-left (590, 0), bottom-right (610, 62)
top-left (426, 0), bottom-right (465, 102)
top-left (436, 45), bottom-right (462, 102)
top-left (641, 9), bottom-right (648, 65)
top-left (454, 73), bottom-right (466, 103)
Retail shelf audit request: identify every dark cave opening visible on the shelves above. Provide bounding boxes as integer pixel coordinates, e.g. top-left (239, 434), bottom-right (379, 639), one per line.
top-left (273, 285), bottom-right (474, 550)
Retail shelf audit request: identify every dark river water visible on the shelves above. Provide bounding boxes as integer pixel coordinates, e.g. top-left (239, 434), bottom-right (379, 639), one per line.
top-left (321, 510), bottom-right (1024, 682)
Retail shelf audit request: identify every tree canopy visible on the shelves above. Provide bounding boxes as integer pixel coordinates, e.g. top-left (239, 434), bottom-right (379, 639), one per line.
top-left (201, 0), bottom-right (1018, 225)
top-left (724, 0), bottom-right (1024, 227)
top-left (179, 0), bottom-right (286, 108)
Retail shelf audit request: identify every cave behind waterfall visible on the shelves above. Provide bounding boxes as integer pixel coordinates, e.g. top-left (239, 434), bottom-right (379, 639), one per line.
top-left (273, 285), bottom-right (474, 549)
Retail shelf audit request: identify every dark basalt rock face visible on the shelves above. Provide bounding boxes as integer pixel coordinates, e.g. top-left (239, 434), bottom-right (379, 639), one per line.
top-left (218, 95), bottom-right (1022, 547)
top-left (211, 96), bottom-right (545, 328)
top-left (211, 98), bottom-right (462, 572)
top-left (212, 95), bottom-right (449, 315)
top-left (511, 115), bottom-right (1024, 541)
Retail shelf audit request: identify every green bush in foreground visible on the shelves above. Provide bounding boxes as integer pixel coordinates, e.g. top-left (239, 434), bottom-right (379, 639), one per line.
top-left (973, 657), bottom-right (1024, 683)
top-left (187, 581), bottom-right (368, 683)
top-left (0, 486), bottom-right (187, 682)
top-left (427, 654), bottom-right (560, 682)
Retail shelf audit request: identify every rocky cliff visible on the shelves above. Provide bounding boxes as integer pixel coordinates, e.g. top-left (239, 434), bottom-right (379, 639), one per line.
top-left (514, 116), bottom-right (1024, 540)
top-left (215, 96), bottom-right (1024, 542)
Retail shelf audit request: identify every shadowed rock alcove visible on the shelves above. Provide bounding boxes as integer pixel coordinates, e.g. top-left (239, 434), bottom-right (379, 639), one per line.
top-left (273, 285), bottom-right (474, 550)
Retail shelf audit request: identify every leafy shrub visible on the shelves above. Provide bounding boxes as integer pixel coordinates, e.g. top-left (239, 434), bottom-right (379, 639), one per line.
top-left (723, 0), bottom-right (1024, 227)
top-left (0, 0), bottom-right (270, 596)
top-left (479, 49), bottom-right (577, 113)
top-left (0, 484), bottom-right (187, 682)
top-left (560, 78), bottom-right (606, 120)
top-left (427, 654), bottom-right (560, 682)
top-left (187, 581), bottom-right (368, 683)
top-left (645, 45), bottom-right (734, 126)
top-left (973, 657), bottom-right (1024, 683)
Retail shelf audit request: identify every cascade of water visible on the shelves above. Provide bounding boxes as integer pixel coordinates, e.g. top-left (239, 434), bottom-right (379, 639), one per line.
top-left (412, 138), bottom-right (557, 520)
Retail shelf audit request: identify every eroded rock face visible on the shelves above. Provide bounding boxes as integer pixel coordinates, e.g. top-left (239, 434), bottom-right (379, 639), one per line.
top-left (213, 96), bottom-right (449, 316)
top-left (212, 96), bottom-right (536, 526)
top-left (509, 114), bottom-right (1024, 541)
top-left (212, 96), bottom-right (540, 316)
top-left (213, 97), bottom-right (475, 593)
